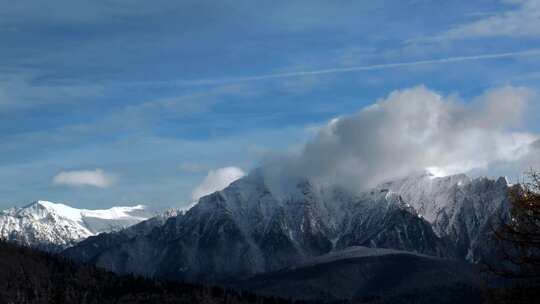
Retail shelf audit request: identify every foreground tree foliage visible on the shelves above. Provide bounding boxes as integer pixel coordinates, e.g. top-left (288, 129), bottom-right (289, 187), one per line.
top-left (491, 170), bottom-right (540, 278)
top-left (484, 170), bottom-right (540, 303)
top-left (0, 241), bottom-right (335, 304)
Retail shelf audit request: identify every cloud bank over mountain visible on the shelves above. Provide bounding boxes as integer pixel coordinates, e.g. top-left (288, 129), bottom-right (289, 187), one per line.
top-left (260, 85), bottom-right (539, 194)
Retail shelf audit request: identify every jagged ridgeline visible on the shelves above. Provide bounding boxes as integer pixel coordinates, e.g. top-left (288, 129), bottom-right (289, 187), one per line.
top-left (0, 240), bottom-right (323, 304)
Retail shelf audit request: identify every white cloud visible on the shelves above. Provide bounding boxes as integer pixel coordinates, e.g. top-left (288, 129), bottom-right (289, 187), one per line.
top-left (436, 0), bottom-right (540, 40)
top-left (260, 85), bottom-right (539, 194)
top-left (191, 166), bottom-right (246, 201)
top-left (52, 169), bottom-right (115, 188)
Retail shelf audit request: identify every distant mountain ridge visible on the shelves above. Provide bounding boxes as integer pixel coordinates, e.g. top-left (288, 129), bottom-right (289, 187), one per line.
top-left (0, 200), bottom-right (156, 251)
top-left (64, 171), bottom-right (511, 284)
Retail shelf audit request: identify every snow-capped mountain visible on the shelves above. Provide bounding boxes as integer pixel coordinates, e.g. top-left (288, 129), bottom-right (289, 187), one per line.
top-left (0, 200), bottom-right (156, 251)
top-left (65, 170), bottom-right (502, 282)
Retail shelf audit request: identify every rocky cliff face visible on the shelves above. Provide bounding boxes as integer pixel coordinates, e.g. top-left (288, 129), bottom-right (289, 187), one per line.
top-left (383, 173), bottom-right (510, 261)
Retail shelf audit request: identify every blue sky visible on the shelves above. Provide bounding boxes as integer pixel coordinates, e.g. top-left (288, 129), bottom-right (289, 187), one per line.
top-left (1, 0), bottom-right (540, 209)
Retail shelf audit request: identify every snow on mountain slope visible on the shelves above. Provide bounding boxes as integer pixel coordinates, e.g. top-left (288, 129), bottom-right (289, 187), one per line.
top-left (0, 200), bottom-right (155, 251)
top-left (382, 173), bottom-right (511, 261)
top-left (293, 246), bottom-right (432, 269)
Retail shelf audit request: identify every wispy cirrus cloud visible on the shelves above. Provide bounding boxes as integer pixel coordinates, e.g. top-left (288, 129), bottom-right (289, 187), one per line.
top-left (168, 49), bottom-right (540, 87)
top-left (0, 74), bottom-right (104, 112)
top-left (433, 0), bottom-right (540, 40)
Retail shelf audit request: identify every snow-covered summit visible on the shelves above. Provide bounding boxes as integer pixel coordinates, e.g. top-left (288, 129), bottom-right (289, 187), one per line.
top-left (33, 200), bottom-right (148, 227)
top-left (0, 200), bottom-right (156, 251)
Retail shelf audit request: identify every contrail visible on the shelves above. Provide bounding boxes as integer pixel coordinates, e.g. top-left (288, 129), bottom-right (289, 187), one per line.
top-left (176, 48), bottom-right (540, 86)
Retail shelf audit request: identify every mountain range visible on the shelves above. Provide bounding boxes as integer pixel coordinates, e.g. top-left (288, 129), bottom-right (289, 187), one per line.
top-left (63, 171), bottom-right (510, 289)
top-left (0, 171), bottom-right (513, 301)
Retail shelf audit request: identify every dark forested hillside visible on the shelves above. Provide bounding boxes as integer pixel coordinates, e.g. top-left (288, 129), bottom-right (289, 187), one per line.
top-left (235, 247), bottom-right (482, 303)
top-left (0, 240), bottom-right (320, 304)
